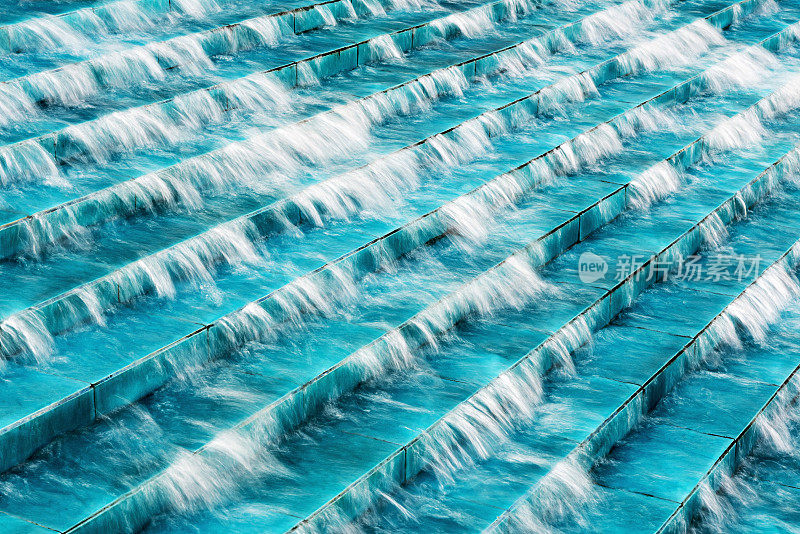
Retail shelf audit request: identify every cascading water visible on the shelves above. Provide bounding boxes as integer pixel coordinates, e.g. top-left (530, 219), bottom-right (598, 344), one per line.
top-left (2, 0), bottom-right (800, 532)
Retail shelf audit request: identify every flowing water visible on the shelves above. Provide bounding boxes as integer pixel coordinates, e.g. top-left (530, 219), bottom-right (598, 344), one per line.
top-left (2, 0), bottom-right (800, 532)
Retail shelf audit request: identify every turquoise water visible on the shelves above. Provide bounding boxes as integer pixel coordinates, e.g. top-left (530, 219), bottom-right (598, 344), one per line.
top-left (1, 0), bottom-right (800, 531)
